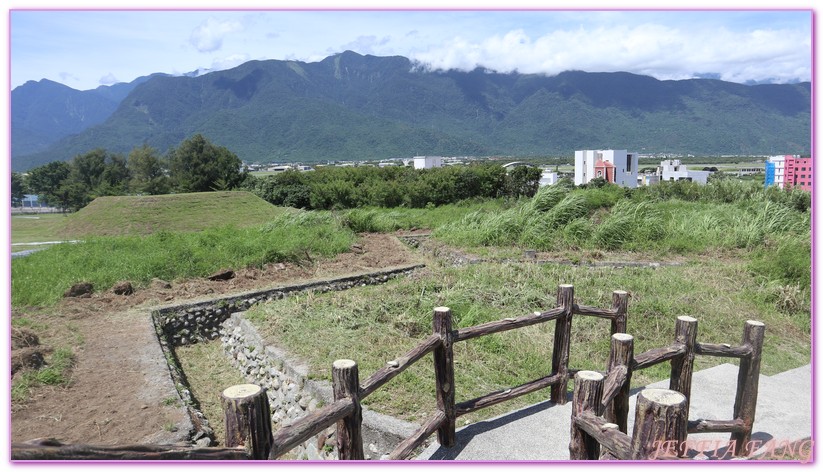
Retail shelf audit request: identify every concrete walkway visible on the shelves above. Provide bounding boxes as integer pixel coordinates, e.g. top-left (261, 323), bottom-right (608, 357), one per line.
top-left (417, 363), bottom-right (812, 461)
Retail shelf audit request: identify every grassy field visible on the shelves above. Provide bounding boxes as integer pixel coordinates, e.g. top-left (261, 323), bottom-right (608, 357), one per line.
top-left (12, 182), bottom-right (810, 431)
top-left (10, 192), bottom-right (357, 307)
top-left (10, 191), bottom-right (291, 244)
top-left (11, 214), bottom-right (72, 245)
top-left (60, 191), bottom-right (291, 237)
top-left (245, 258), bottom-right (809, 425)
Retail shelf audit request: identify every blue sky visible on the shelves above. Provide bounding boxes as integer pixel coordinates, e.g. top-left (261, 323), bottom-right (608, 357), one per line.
top-left (8, 6), bottom-right (813, 91)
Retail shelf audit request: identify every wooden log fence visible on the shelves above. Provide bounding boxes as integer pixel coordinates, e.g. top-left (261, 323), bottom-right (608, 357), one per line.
top-left (16, 284), bottom-right (763, 462)
top-left (14, 283), bottom-right (628, 461)
top-left (570, 371), bottom-right (688, 460)
top-left (11, 439), bottom-right (251, 461)
top-left (587, 317), bottom-right (766, 460)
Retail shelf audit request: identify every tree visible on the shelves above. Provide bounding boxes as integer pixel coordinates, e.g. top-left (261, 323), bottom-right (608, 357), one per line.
top-left (70, 148), bottom-right (108, 189)
top-left (168, 134), bottom-right (246, 193)
top-left (128, 144), bottom-right (170, 195)
top-left (99, 153), bottom-right (130, 195)
top-left (11, 172), bottom-right (26, 206)
top-left (504, 165), bottom-right (542, 198)
top-left (26, 161), bottom-right (71, 208)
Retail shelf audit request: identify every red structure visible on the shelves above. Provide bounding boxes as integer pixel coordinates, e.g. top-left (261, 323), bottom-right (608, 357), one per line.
top-left (594, 159), bottom-right (615, 183)
top-left (784, 156), bottom-right (813, 192)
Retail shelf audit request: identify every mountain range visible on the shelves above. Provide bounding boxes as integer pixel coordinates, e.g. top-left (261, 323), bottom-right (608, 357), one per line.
top-left (11, 51), bottom-right (811, 171)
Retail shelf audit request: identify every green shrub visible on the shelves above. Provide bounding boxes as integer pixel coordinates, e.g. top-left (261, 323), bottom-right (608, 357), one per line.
top-left (749, 234), bottom-right (811, 288)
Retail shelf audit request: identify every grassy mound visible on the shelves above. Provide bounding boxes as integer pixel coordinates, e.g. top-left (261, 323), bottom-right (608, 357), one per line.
top-left (60, 191), bottom-right (290, 238)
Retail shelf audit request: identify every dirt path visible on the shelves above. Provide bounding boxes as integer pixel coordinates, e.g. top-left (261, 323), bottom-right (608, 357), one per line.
top-left (11, 233), bottom-right (421, 446)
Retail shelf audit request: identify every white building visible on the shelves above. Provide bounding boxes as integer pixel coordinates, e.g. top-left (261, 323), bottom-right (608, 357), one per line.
top-left (539, 171), bottom-right (559, 187)
top-left (413, 156), bottom-right (444, 169)
top-left (656, 159), bottom-right (711, 184)
top-left (767, 155), bottom-right (787, 188)
top-left (574, 149), bottom-right (638, 188)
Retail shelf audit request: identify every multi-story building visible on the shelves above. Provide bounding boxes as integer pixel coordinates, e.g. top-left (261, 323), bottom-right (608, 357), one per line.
top-left (784, 156), bottom-right (812, 192)
top-left (574, 149), bottom-right (638, 188)
top-left (656, 159), bottom-right (712, 184)
top-left (765, 155), bottom-right (811, 191)
top-left (764, 155), bottom-right (789, 188)
top-left (413, 156), bottom-right (444, 169)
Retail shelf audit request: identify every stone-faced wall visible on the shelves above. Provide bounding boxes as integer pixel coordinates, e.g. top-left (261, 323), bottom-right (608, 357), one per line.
top-left (153, 265), bottom-right (424, 347)
top-left (149, 264), bottom-right (424, 457)
top-left (221, 314), bottom-right (420, 460)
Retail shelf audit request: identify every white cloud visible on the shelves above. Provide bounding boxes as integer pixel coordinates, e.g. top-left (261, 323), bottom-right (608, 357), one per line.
top-left (59, 71), bottom-right (79, 83)
top-left (410, 22), bottom-right (811, 84)
top-left (98, 72), bottom-right (119, 85)
top-left (210, 53), bottom-right (252, 71)
top-left (334, 35), bottom-right (392, 56)
top-left (189, 17), bottom-right (243, 53)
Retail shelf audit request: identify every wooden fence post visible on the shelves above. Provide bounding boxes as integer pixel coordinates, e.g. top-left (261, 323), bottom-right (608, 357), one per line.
top-left (332, 359), bottom-right (364, 460)
top-left (669, 315), bottom-right (697, 455)
top-left (221, 384), bottom-right (273, 460)
top-left (610, 290), bottom-right (629, 336)
top-left (433, 307), bottom-right (456, 447)
top-left (551, 284), bottom-right (574, 404)
top-left (731, 320), bottom-right (765, 457)
top-left (604, 333), bottom-right (634, 433)
top-left (630, 388), bottom-right (687, 460)
top-left (570, 371), bottom-right (605, 460)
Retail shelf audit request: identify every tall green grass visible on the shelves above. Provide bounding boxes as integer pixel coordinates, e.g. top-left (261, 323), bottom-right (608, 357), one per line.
top-left (340, 198), bottom-right (512, 233)
top-left (11, 211), bottom-right (356, 307)
top-left (432, 181), bottom-right (810, 290)
top-left (246, 260), bottom-right (809, 423)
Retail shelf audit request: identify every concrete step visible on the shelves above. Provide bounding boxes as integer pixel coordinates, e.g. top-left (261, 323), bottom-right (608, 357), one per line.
top-left (416, 363), bottom-right (811, 461)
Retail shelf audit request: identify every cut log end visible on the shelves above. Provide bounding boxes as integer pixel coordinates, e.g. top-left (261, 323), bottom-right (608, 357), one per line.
top-left (333, 359), bottom-right (357, 369)
top-left (677, 315), bottom-right (698, 322)
top-left (222, 384), bottom-right (262, 399)
top-left (577, 370), bottom-right (604, 381)
top-left (434, 306), bottom-right (451, 314)
top-left (746, 320), bottom-right (765, 327)
top-left (612, 333), bottom-right (633, 341)
top-left (640, 388), bottom-right (686, 406)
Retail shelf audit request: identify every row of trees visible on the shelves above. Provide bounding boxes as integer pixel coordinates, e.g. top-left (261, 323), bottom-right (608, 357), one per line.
top-left (15, 132), bottom-right (543, 212)
top-left (15, 135), bottom-right (246, 211)
top-left (244, 164), bottom-right (542, 210)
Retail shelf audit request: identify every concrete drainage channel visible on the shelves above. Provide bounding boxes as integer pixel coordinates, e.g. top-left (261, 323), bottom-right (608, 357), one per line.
top-left (150, 264), bottom-right (424, 460)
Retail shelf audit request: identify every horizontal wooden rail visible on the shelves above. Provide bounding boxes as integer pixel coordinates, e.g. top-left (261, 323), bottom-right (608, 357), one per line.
top-left (360, 334), bottom-right (441, 398)
top-left (454, 307), bottom-right (565, 342)
top-left (268, 398), bottom-right (354, 459)
top-left (695, 342), bottom-right (752, 359)
top-left (455, 373), bottom-right (562, 416)
top-left (632, 343), bottom-right (686, 370)
top-left (687, 418), bottom-right (747, 434)
top-left (573, 304), bottom-right (619, 319)
top-left (600, 365), bottom-right (628, 408)
top-left (387, 411), bottom-right (447, 460)
top-left (574, 411), bottom-right (632, 460)
top-left (11, 439), bottom-right (250, 461)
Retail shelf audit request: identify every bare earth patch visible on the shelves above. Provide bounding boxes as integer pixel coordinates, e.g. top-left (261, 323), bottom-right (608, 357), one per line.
top-left (11, 233), bottom-right (420, 446)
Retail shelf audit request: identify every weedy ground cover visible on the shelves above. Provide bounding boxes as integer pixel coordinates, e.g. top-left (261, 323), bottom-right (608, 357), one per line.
top-left (245, 259), bottom-right (809, 425)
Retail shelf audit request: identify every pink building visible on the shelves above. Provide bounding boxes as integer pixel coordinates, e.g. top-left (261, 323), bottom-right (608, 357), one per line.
top-left (593, 159), bottom-right (615, 183)
top-left (784, 156), bottom-right (813, 192)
